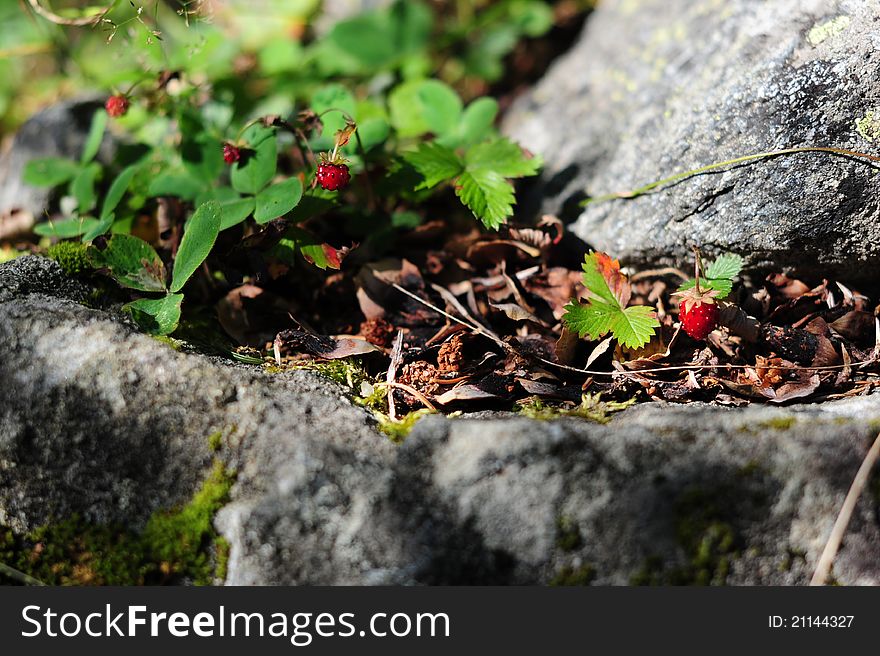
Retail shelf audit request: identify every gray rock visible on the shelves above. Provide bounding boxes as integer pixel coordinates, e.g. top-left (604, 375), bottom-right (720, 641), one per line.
top-left (0, 96), bottom-right (112, 237)
top-left (504, 0), bottom-right (880, 283)
top-left (0, 257), bottom-right (391, 547)
top-left (2, 256), bottom-right (879, 584)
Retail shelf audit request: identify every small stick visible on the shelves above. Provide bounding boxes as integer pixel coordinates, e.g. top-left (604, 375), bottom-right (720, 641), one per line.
top-left (373, 381), bottom-right (438, 412)
top-left (386, 331), bottom-right (404, 421)
top-left (810, 429), bottom-right (880, 586)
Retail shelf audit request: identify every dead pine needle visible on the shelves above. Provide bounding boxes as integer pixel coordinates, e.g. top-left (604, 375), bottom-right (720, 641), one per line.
top-left (810, 429), bottom-right (880, 586)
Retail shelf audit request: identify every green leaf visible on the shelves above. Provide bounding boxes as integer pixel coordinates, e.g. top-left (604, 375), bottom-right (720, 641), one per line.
top-left (169, 200), bottom-right (221, 293)
top-left (148, 171), bottom-right (205, 200)
top-left (254, 178), bottom-right (303, 224)
top-left (230, 125), bottom-right (277, 195)
top-left (465, 137), bottom-right (543, 177)
top-left (509, 0), bottom-right (555, 37)
top-left (403, 142), bottom-right (464, 189)
top-left (562, 251), bottom-right (660, 349)
top-left (328, 14), bottom-right (396, 68)
top-left (706, 253), bottom-right (744, 281)
top-left (348, 117), bottom-right (390, 152)
top-left (100, 165), bottom-right (139, 221)
top-left (455, 168), bottom-right (515, 230)
top-left (389, 79), bottom-right (462, 138)
top-left (81, 212), bottom-right (114, 243)
top-left (80, 109), bottom-right (107, 164)
top-left (181, 133), bottom-right (225, 182)
top-left (417, 80), bottom-right (462, 136)
top-left (33, 217), bottom-right (99, 239)
top-left (279, 226), bottom-right (344, 270)
top-left (71, 162), bottom-right (101, 214)
top-left (23, 158), bottom-right (80, 187)
top-left (440, 97), bottom-right (498, 147)
top-left (89, 234), bottom-right (167, 292)
top-left (311, 84), bottom-right (357, 137)
top-left (219, 197), bottom-right (255, 230)
top-left (124, 293), bottom-right (184, 336)
top-left (677, 253), bottom-right (744, 298)
top-left (563, 302), bottom-right (659, 350)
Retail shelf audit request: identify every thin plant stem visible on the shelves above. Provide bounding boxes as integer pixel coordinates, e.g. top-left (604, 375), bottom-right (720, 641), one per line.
top-left (585, 147), bottom-right (880, 206)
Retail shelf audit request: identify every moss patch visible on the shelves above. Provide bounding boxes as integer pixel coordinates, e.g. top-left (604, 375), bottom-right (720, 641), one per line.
top-left (549, 564), bottom-right (596, 586)
top-left (556, 516), bottom-right (583, 552)
top-left (755, 416), bottom-right (797, 431)
top-left (47, 241), bottom-right (91, 277)
top-left (0, 460), bottom-right (234, 586)
top-left (518, 393), bottom-right (635, 423)
top-left (376, 409), bottom-right (434, 443)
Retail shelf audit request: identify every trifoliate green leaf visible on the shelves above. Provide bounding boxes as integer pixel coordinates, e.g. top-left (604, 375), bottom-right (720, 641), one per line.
top-left (677, 253), bottom-right (743, 298)
top-left (465, 137), bottom-right (543, 178)
top-left (402, 143), bottom-right (464, 189)
top-left (455, 168), bottom-right (515, 230)
top-left (706, 253), bottom-right (744, 280)
top-left (562, 251), bottom-right (660, 349)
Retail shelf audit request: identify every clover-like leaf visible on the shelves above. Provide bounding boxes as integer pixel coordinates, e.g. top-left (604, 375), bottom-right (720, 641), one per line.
top-left (562, 251), bottom-right (660, 349)
top-left (403, 143), bottom-right (463, 189)
top-left (677, 253), bottom-right (744, 298)
top-left (455, 168), bottom-right (515, 231)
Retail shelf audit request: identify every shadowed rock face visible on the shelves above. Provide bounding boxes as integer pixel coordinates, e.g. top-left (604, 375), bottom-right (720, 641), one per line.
top-left (2, 257), bottom-right (879, 585)
top-left (503, 0), bottom-right (880, 284)
top-left (0, 97), bottom-right (113, 234)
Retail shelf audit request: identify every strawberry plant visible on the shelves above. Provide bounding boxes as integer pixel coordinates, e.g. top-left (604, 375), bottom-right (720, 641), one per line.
top-left (13, 0), bottom-right (571, 335)
top-left (562, 252), bottom-right (661, 349)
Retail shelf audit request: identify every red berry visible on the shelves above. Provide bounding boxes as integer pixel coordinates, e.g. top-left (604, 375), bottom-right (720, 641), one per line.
top-left (679, 299), bottom-right (719, 340)
top-left (223, 142), bottom-right (241, 165)
top-left (105, 94), bottom-right (129, 118)
top-left (316, 162), bottom-right (350, 191)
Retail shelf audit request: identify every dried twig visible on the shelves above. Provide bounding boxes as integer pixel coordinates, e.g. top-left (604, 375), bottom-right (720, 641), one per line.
top-left (810, 429), bottom-right (880, 586)
top-left (374, 381), bottom-right (438, 412)
top-left (386, 331), bottom-right (404, 421)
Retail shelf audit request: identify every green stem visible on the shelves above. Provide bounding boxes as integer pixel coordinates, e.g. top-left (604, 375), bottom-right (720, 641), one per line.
top-left (583, 146), bottom-right (880, 206)
top-left (0, 562), bottom-right (45, 586)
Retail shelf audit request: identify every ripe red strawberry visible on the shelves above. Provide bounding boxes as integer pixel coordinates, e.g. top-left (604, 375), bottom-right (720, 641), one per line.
top-left (105, 94), bottom-right (129, 118)
top-left (316, 162), bottom-right (350, 191)
top-left (222, 142), bottom-right (241, 165)
top-left (678, 297), bottom-right (719, 340)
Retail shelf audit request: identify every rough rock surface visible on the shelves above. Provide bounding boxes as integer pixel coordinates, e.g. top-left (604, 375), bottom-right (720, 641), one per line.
top-left (0, 96), bottom-right (113, 237)
top-left (504, 0), bottom-right (880, 283)
top-left (2, 257), bottom-right (879, 585)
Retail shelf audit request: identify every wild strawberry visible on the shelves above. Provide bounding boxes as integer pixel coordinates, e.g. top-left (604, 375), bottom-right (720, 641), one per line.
top-left (223, 142), bottom-right (241, 165)
top-left (316, 161), bottom-right (350, 191)
top-left (105, 94), bottom-right (129, 118)
top-left (677, 294), bottom-right (719, 340)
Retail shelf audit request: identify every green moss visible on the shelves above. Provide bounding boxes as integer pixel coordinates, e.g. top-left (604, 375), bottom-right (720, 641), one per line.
top-left (208, 431), bottom-right (224, 453)
top-left (47, 241), bottom-right (91, 276)
top-left (376, 409), bottom-right (433, 443)
top-left (556, 517), bottom-right (583, 552)
top-left (549, 564), bottom-right (596, 586)
top-left (753, 416), bottom-right (797, 431)
top-left (0, 460), bottom-right (234, 586)
top-left (632, 472), bottom-right (768, 586)
top-left (518, 393), bottom-right (636, 423)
